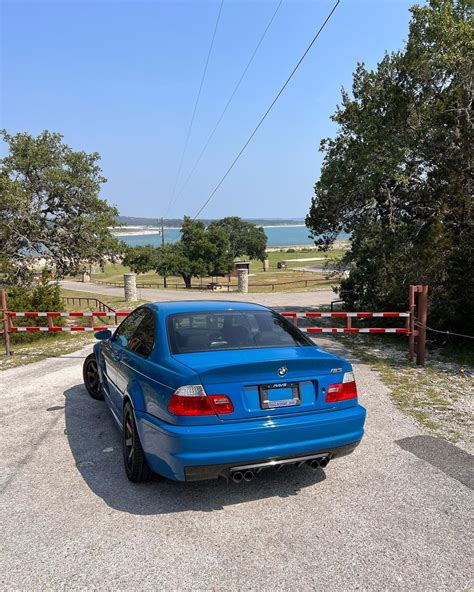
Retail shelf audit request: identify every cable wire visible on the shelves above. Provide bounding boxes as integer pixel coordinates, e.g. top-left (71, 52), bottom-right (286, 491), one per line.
top-left (415, 321), bottom-right (474, 340)
top-left (166, 0), bottom-right (225, 216)
top-left (192, 0), bottom-right (340, 220)
top-left (169, 0), bottom-right (283, 213)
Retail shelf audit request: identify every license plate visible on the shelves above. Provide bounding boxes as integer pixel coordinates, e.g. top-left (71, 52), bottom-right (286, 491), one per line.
top-left (259, 382), bottom-right (301, 409)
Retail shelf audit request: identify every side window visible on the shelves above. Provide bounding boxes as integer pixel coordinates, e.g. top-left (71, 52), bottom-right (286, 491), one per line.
top-left (127, 309), bottom-right (155, 358)
top-left (115, 309), bottom-right (146, 345)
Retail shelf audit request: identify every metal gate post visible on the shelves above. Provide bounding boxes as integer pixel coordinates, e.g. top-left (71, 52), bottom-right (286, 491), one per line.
top-left (1, 288), bottom-right (11, 356)
top-left (416, 285), bottom-right (428, 366)
top-left (408, 285), bottom-right (416, 362)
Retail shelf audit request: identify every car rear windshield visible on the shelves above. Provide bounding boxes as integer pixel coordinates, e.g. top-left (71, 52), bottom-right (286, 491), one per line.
top-left (167, 310), bottom-right (312, 354)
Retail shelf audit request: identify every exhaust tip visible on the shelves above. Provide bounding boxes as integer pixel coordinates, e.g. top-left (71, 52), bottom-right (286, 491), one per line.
top-left (308, 459), bottom-right (320, 470)
top-left (243, 470), bottom-right (254, 482)
top-left (319, 457), bottom-right (329, 468)
top-left (232, 471), bottom-right (243, 483)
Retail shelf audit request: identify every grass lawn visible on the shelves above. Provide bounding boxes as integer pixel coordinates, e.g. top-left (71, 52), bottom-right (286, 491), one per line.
top-left (0, 332), bottom-right (95, 370)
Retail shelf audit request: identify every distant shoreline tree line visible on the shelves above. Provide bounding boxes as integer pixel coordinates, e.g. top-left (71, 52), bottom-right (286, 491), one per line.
top-left (115, 215), bottom-right (303, 228)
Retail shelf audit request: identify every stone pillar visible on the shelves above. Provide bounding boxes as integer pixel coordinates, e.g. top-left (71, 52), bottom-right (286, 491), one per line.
top-left (82, 271), bottom-right (91, 283)
top-left (237, 269), bottom-right (249, 293)
top-left (263, 258), bottom-right (269, 272)
top-left (124, 273), bottom-right (137, 302)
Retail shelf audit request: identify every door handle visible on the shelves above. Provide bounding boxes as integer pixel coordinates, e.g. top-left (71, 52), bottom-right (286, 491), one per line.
top-left (112, 353), bottom-right (121, 362)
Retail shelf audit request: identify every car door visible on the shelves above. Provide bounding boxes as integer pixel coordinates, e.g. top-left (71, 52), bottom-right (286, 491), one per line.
top-left (114, 308), bottom-right (156, 421)
top-left (106, 308), bottom-right (148, 417)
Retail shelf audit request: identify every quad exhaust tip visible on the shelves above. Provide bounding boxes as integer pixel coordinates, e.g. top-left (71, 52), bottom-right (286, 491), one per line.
top-left (231, 455), bottom-right (330, 482)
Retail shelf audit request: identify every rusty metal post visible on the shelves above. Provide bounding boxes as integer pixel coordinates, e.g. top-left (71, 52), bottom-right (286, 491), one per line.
top-left (408, 285), bottom-right (416, 362)
top-left (346, 316), bottom-right (352, 330)
top-left (47, 315), bottom-right (55, 332)
top-left (1, 288), bottom-right (11, 356)
top-left (416, 285), bottom-right (428, 366)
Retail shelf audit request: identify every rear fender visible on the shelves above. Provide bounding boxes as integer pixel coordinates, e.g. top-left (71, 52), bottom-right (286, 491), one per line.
top-left (125, 379), bottom-right (146, 414)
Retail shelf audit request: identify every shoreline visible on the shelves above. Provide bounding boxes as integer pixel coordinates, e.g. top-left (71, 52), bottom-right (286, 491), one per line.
top-left (110, 224), bottom-right (307, 237)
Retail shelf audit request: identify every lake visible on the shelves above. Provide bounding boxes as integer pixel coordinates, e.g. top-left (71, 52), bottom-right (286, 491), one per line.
top-left (117, 225), bottom-right (318, 248)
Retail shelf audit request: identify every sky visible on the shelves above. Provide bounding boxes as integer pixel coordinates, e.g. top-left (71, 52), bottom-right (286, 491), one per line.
top-left (1, 0), bottom-right (419, 220)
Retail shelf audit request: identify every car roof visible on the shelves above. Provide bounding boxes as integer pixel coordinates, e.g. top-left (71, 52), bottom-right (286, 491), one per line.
top-left (147, 300), bottom-right (269, 315)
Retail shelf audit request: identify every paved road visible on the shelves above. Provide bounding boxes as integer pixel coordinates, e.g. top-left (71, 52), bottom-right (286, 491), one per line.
top-left (1, 340), bottom-right (472, 590)
top-left (60, 280), bottom-right (337, 308)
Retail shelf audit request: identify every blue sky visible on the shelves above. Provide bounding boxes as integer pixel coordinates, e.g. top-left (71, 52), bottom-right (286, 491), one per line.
top-left (1, 0), bottom-right (418, 220)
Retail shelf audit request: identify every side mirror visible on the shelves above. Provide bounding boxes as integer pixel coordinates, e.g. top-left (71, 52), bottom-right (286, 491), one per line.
top-left (95, 329), bottom-right (112, 340)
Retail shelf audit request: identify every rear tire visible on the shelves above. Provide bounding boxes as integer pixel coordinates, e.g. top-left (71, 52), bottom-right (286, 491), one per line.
top-left (123, 402), bottom-right (153, 482)
top-left (83, 353), bottom-right (104, 401)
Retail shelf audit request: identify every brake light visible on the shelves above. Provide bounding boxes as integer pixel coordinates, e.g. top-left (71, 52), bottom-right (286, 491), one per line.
top-left (326, 371), bottom-right (358, 402)
top-left (168, 385), bottom-right (234, 416)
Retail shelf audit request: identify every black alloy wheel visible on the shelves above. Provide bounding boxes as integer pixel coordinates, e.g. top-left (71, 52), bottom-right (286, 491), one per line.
top-left (83, 353), bottom-right (104, 401)
top-left (122, 402), bottom-right (153, 482)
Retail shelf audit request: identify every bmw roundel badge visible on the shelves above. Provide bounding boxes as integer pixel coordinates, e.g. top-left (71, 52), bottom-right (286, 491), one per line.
top-left (277, 366), bottom-right (288, 377)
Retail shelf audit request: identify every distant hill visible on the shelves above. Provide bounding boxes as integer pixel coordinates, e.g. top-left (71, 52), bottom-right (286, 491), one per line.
top-left (115, 216), bottom-right (305, 227)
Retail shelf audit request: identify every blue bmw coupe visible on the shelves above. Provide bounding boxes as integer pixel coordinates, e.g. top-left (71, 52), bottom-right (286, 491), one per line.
top-left (83, 301), bottom-right (366, 483)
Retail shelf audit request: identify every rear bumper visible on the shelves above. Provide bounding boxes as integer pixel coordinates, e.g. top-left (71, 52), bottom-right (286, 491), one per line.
top-left (136, 404), bottom-right (366, 482)
top-left (184, 441), bottom-right (360, 481)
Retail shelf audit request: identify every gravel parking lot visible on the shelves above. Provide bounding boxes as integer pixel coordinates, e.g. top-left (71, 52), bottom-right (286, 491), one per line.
top-left (1, 340), bottom-right (472, 590)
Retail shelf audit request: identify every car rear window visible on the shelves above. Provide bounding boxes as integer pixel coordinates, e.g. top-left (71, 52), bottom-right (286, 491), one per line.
top-left (167, 310), bottom-right (312, 354)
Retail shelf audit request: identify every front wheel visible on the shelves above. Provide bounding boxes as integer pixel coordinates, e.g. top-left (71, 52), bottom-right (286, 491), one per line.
top-left (123, 402), bottom-right (153, 482)
top-left (83, 353), bottom-right (104, 400)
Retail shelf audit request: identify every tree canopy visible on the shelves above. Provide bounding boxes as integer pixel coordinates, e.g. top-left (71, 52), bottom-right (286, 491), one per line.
top-left (306, 0), bottom-right (473, 334)
top-left (208, 217), bottom-right (267, 261)
top-left (122, 245), bottom-right (158, 275)
top-left (0, 130), bottom-right (121, 283)
top-left (123, 217), bottom-right (235, 288)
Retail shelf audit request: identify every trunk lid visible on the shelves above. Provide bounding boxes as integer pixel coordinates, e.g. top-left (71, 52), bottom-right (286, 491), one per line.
top-left (174, 346), bottom-right (347, 420)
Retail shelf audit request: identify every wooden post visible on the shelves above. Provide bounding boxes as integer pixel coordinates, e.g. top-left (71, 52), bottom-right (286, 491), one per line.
top-left (1, 288), bottom-right (11, 356)
top-left (416, 285), bottom-right (428, 367)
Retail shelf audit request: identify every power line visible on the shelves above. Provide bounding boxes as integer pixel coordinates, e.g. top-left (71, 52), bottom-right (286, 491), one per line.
top-left (166, 0), bottom-right (225, 216)
top-left (169, 0), bottom-right (284, 212)
top-left (193, 0), bottom-right (340, 220)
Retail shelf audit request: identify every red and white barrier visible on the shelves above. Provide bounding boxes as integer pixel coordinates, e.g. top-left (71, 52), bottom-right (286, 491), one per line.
top-left (8, 311), bottom-right (128, 318)
top-left (300, 327), bottom-right (409, 334)
top-left (6, 310), bottom-right (410, 336)
top-left (281, 311), bottom-right (409, 319)
top-left (10, 326), bottom-right (115, 333)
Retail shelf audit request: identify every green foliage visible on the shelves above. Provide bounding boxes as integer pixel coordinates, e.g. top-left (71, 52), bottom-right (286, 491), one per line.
top-left (208, 217), bottom-right (268, 261)
top-left (122, 244), bottom-right (158, 275)
top-left (0, 130), bottom-right (121, 284)
top-left (122, 217), bottom-right (234, 288)
top-left (306, 0), bottom-right (474, 334)
top-left (7, 271), bottom-right (64, 343)
top-left (155, 243), bottom-right (190, 281)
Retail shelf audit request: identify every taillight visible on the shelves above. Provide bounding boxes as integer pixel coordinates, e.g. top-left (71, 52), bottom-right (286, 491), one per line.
top-left (326, 371), bottom-right (358, 402)
top-left (168, 385), bottom-right (234, 416)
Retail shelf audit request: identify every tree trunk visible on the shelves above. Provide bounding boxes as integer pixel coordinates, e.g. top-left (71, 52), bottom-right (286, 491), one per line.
top-left (182, 274), bottom-right (192, 289)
